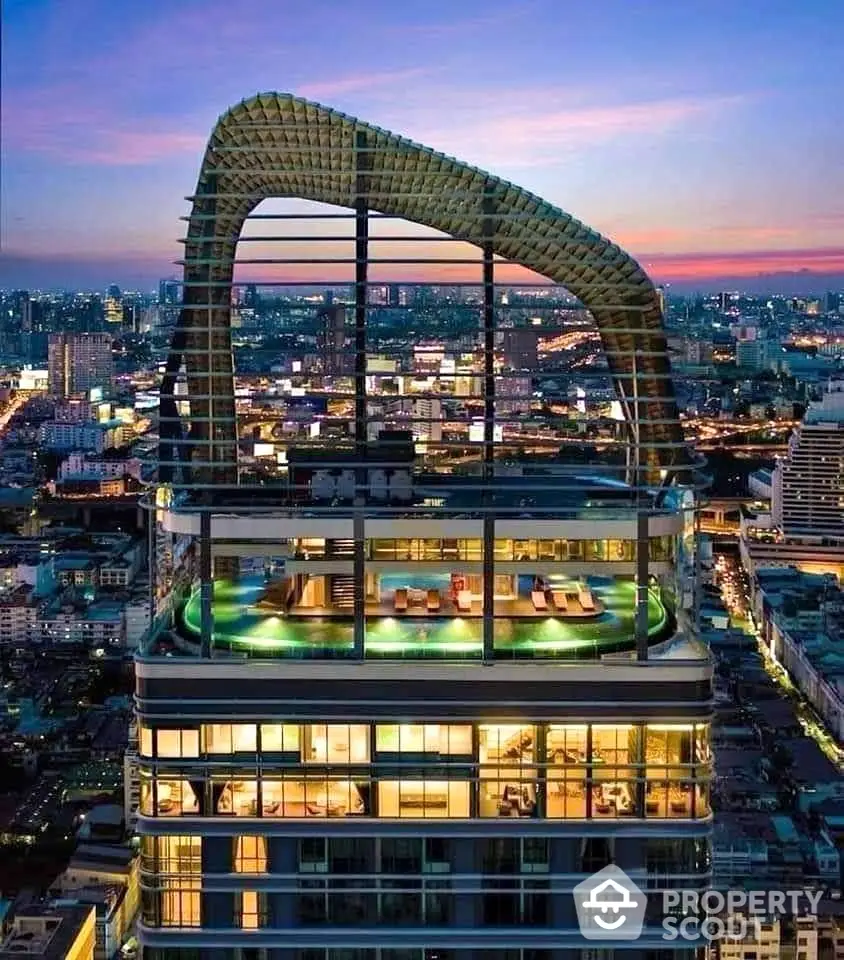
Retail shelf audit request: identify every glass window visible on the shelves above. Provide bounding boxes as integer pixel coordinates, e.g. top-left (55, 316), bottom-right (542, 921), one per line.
top-left (154, 836), bottom-right (201, 928)
top-left (547, 726), bottom-right (587, 820)
top-left (479, 771), bottom-right (537, 819)
top-left (694, 724), bottom-right (711, 765)
top-left (155, 779), bottom-right (200, 816)
top-left (546, 725), bottom-right (588, 764)
top-left (260, 778), bottom-right (366, 817)
top-left (478, 725), bottom-right (535, 764)
top-left (646, 725), bottom-right (694, 820)
top-left (260, 724), bottom-right (301, 753)
top-left (203, 724), bottom-right (257, 754)
top-left (156, 729), bottom-right (200, 758)
top-left (304, 725), bottom-right (369, 763)
top-left (494, 539), bottom-right (513, 560)
top-left (592, 725), bottom-right (637, 819)
top-left (646, 725), bottom-right (692, 766)
top-left (378, 780), bottom-right (470, 818)
top-left (234, 836), bottom-right (267, 873)
top-left (139, 725), bottom-right (153, 757)
top-left (139, 772), bottom-right (154, 816)
top-left (237, 890), bottom-right (265, 929)
top-left (215, 779), bottom-right (259, 816)
top-left (299, 837), bottom-right (327, 869)
top-left (375, 724), bottom-right (472, 755)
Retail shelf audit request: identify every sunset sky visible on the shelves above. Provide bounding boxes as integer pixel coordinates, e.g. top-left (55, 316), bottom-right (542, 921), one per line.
top-left (1, 0), bottom-right (843, 290)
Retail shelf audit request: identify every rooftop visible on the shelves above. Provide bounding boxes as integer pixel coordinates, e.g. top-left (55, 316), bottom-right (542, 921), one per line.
top-left (167, 574), bottom-right (675, 660)
top-left (0, 903), bottom-right (94, 960)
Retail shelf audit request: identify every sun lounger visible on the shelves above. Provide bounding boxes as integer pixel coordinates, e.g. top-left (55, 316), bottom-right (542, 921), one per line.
top-left (394, 588), bottom-right (408, 612)
top-left (579, 589), bottom-right (595, 612)
top-left (552, 590), bottom-right (568, 611)
top-left (531, 590), bottom-right (548, 611)
top-left (457, 590), bottom-right (472, 613)
top-left (427, 589), bottom-right (441, 612)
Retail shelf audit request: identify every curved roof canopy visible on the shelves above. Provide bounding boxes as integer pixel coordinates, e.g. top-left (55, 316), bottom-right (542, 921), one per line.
top-left (163, 92), bottom-right (688, 485)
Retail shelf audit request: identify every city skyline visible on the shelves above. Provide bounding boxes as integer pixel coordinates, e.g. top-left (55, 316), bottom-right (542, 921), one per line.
top-left (2, 0), bottom-right (843, 291)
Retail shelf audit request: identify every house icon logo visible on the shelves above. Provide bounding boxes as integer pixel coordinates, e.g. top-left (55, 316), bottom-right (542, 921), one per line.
top-left (573, 864), bottom-right (646, 941)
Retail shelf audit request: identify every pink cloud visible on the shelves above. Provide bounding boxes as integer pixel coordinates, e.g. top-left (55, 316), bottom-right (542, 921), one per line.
top-left (4, 85), bottom-right (205, 165)
top-left (641, 247), bottom-right (844, 281)
top-left (400, 94), bottom-right (744, 167)
top-left (298, 69), bottom-right (433, 100)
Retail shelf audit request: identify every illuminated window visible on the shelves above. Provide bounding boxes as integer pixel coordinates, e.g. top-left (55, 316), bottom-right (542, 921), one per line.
top-left (478, 724), bottom-right (535, 764)
top-left (375, 724), bottom-right (472, 755)
top-left (152, 836), bottom-right (201, 928)
top-left (646, 724), bottom-right (694, 819)
top-left (139, 771), bottom-right (154, 816)
top-left (591, 726), bottom-right (637, 819)
top-left (215, 780), bottom-right (259, 816)
top-left (378, 780), bottom-right (470, 818)
top-left (237, 890), bottom-right (265, 929)
top-left (546, 725), bottom-right (588, 819)
top-left (155, 779), bottom-right (200, 816)
top-left (234, 836), bottom-right (267, 874)
top-left (303, 725), bottom-right (369, 763)
top-left (139, 726), bottom-right (153, 757)
top-left (156, 729), bottom-right (200, 758)
top-left (203, 724), bottom-right (257, 754)
top-left (260, 723), bottom-right (301, 753)
top-left (260, 778), bottom-right (366, 817)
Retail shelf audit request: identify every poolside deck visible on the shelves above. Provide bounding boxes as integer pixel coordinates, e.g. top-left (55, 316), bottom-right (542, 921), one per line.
top-left (283, 593), bottom-right (605, 619)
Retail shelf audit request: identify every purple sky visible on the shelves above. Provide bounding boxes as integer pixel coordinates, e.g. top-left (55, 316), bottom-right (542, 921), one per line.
top-left (2, 0), bottom-right (843, 291)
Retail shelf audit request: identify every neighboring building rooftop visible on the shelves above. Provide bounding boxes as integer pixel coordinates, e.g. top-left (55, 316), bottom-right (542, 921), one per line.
top-left (0, 903), bottom-right (95, 960)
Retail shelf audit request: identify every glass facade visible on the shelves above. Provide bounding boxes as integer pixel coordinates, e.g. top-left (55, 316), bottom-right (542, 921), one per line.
top-left (138, 721), bottom-right (710, 821)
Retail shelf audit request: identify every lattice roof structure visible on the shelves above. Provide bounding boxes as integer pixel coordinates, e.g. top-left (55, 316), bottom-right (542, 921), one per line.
top-left (161, 91), bottom-right (689, 486)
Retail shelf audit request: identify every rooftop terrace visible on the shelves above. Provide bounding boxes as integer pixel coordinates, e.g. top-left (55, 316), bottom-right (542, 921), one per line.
top-left (166, 575), bottom-right (673, 660)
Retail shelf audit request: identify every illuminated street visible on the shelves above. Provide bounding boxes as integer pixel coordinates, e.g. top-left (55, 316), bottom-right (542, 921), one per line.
top-left (714, 552), bottom-right (844, 771)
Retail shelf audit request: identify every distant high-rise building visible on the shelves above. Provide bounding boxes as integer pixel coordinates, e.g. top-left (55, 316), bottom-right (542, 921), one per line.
top-left (104, 294), bottom-right (124, 325)
top-left (825, 291), bottom-right (841, 315)
top-left (47, 332), bottom-right (113, 398)
top-left (501, 327), bottom-right (539, 370)
top-left (158, 279), bottom-right (182, 306)
top-left (317, 304), bottom-right (351, 375)
top-left (656, 284), bottom-right (668, 318)
top-left (243, 284), bottom-right (259, 309)
top-left (772, 381), bottom-right (844, 538)
top-left (684, 338), bottom-right (713, 366)
top-left (719, 291), bottom-right (733, 312)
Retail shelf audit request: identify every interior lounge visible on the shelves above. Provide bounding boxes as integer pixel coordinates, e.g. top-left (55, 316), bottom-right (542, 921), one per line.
top-left (288, 572), bottom-right (605, 618)
top-left (138, 722), bottom-right (709, 820)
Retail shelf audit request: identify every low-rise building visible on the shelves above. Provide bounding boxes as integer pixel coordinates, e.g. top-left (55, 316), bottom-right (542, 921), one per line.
top-left (0, 903), bottom-right (96, 960)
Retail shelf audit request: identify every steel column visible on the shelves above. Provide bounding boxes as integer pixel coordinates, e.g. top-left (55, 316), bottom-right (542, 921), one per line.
top-left (353, 130), bottom-right (371, 659)
top-left (482, 184), bottom-right (497, 661)
top-left (199, 508), bottom-right (213, 658)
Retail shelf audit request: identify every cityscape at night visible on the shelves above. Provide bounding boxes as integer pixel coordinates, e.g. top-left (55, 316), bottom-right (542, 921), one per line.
top-left (0, 1), bottom-right (843, 960)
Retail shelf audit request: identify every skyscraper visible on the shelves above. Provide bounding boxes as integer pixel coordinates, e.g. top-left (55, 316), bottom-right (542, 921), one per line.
top-left (772, 381), bottom-right (844, 538)
top-left (47, 332), bottom-right (113, 398)
top-left (317, 304), bottom-right (351, 375)
top-left (141, 93), bottom-right (710, 960)
top-left (159, 279), bottom-right (182, 306)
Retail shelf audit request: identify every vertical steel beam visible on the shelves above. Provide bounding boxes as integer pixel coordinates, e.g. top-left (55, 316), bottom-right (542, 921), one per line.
top-left (353, 130), bottom-right (371, 660)
top-left (482, 184), bottom-right (496, 661)
top-left (632, 355), bottom-right (650, 660)
top-left (147, 508), bottom-right (156, 628)
top-left (199, 508), bottom-right (213, 658)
